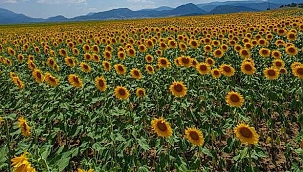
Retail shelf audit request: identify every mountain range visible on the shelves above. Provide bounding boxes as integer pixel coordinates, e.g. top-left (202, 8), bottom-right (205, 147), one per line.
top-left (0, 0), bottom-right (301, 24)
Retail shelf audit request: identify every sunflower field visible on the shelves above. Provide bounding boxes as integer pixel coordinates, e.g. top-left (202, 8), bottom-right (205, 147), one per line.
top-left (0, 7), bottom-right (303, 172)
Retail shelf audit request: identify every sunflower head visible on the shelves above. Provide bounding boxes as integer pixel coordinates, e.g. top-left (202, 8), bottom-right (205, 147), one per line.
top-left (263, 67), bottom-right (279, 80)
top-left (102, 61), bottom-right (111, 72)
top-left (220, 64), bottom-right (235, 77)
top-left (136, 88), bottom-right (146, 98)
top-left (68, 74), bottom-right (83, 88)
top-left (114, 86), bottom-right (130, 100)
top-left (95, 76), bottom-right (107, 91)
top-left (292, 65), bottom-right (303, 79)
top-left (32, 69), bottom-right (44, 83)
top-left (130, 68), bottom-right (142, 80)
top-left (169, 81), bottom-right (187, 97)
top-left (234, 123), bottom-right (259, 145)
top-left (185, 127), bottom-right (204, 146)
top-left (196, 63), bottom-right (210, 75)
top-left (226, 91), bottom-right (244, 107)
top-left (157, 57), bottom-right (171, 68)
top-left (145, 65), bottom-right (155, 74)
top-left (241, 61), bottom-right (256, 75)
top-left (151, 117), bottom-right (173, 138)
top-left (211, 68), bottom-right (221, 79)
top-left (114, 64), bottom-right (127, 75)
top-left (80, 62), bottom-right (91, 73)
top-left (213, 49), bottom-right (224, 58)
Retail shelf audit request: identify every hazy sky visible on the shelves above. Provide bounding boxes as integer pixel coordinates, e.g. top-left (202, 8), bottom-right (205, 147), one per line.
top-left (0, 0), bottom-right (254, 18)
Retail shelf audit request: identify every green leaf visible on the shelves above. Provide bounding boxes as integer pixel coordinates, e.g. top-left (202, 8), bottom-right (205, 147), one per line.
top-left (41, 145), bottom-right (52, 159)
top-left (202, 148), bottom-right (213, 158)
top-left (56, 157), bottom-right (71, 171)
top-left (138, 166), bottom-right (149, 172)
top-left (138, 137), bottom-right (150, 151)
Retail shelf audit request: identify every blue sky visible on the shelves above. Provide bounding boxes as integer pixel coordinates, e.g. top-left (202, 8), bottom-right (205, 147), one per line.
top-left (0, 0), bottom-right (251, 18)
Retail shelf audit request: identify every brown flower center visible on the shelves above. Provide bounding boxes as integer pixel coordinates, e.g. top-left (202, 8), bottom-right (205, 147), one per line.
top-left (244, 64), bottom-right (252, 71)
top-left (239, 127), bottom-right (253, 138)
top-left (267, 69), bottom-right (276, 76)
top-left (189, 131), bottom-right (199, 140)
top-left (174, 84), bottom-right (183, 92)
top-left (119, 88), bottom-right (126, 95)
top-left (297, 68), bottom-right (303, 75)
top-left (230, 94), bottom-right (240, 102)
top-left (157, 121), bottom-right (167, 131)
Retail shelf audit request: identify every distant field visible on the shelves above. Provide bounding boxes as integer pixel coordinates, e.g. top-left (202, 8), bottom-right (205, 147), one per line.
top-left (0, 8), bottom-right (303, 172)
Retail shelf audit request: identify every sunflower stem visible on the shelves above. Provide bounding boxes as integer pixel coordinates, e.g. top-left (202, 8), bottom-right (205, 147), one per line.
top-left (4, 119), bottom-right (12, 171)
top-left (248, 145), bottom-right (254, 172)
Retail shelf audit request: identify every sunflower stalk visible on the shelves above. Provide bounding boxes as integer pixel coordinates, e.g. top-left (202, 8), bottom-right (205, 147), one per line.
top-left (4, 119), bottom-right (12, 172)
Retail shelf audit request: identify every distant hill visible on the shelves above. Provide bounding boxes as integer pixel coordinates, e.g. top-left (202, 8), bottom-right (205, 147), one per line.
top-left (198, 1), bottom-right (282, 12)
top-left (0, 0), bottom-right (302, 24)
top-left (0, 7), bottom-right (43, 24)
top-left (47, 15), bottom-right (68, 22)
top-left (210, 5), bottom-right (258, 14)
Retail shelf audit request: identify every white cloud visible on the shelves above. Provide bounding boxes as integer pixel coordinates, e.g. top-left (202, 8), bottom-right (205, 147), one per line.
top-left (0, 0), bottom-right (26, 3)
top-left (36, 0), bottom-right (86, 4)
top-left (127, 0), bottom-right (154, 4)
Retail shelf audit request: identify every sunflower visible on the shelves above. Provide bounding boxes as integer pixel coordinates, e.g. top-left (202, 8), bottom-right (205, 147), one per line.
top-left (225, 91), bottom-right (244, 107)
top-left (95, 76), bottom-right (107, 91)
top-left (285, 46), bottom-right (298, 56)
top-left (102, 61), bottom-right (111, 72)
top-left (168, 40), bottom-right (177, 49)
top-left (145, 64), bottom-right (155, 74)
top-left (213, 49), bottom-right (224, 58)
top-left (271, 50), bottom-right (282, 59)
top-left (127, 48), bottom-right (136, 57)
top-left (12, 77), bottom-right (25, 89)
top-left (145, 39), bottom-right (154, 49)
top-left (275, 39), bottom-right (285, 47)
top-left (82, 44), bottom-right (90, 52)
top-left (241, 61), bottom-right (256, 75)
top-left (92, 53), bottom-right (101, 63)
top-left (138, 44), bottom-right (147, 53)
top-left (272, 59), bottom-right (285, 69)
top-left (279, 67), bottom-right (287, 74)
top-left (157, 57), bottom-right (171, 68)
top-left (196, 63), bottom-right (210, 75)
top-left (18, 117), bottom-right (30, 137)
top-left (64, 57), bottom-right (76, 67)
top-left (189, 39), bottom-right (199, 49)
top-left (32, 69), bottom-right (44, 83)
top-left (84, 53), bottom-right (92, 61)
top-left (77, 168), bottom-right (94, 172)
top-left (92, 45), bottom-right (100, 53)
top-left (117, 51), bottom-right (126, 60)
top-left (80, 62), bottom-right (91, 73)
top-left (220, 64), bottom-right (235, 77)
top-left (259, 48), bottom-right (271, 58)
top-left (211, 68), bottom-right (221, 79)
top-left (221, 44), bottom-right (229, 51)
top-left (72, 48), bottom-right (80, 56)
top-left (68, 74), bottom-right (83, 88)
top-left (203, 45), bottom-right (212, 53)
top-left (136, 88), bottom-right (146, 98)
top-left (205, 57), bottom-right (215, 67)
top-left (292, 65), bottom-right (303, 79)
top-left (114, 86), bottom-right (130, 100)
top-left (114, 64), bottom-right (127, 75)
top-left (286, 32), bottom-right (296, 41)
top-left (17, 54), bottom-right (24, 62)
top-left (103, 51), bottom-right (112, 60)
top-left (59, 48), bottom-right (68, 57)
top-left (151, 117), bottom-right (173, 138)
top-left (263, 67), bottom-right (279, 80)
top-left (169, 81), bottom-right (187, 97)
top-left (185, 127), bottom-right (204, 146)
top-left (11, 152), bottom-right (29, 167)
top-left (27, 60), bottom-right (36, 70)
top-left (145, 54), bottom-right (154, 63)
top-left (291, 62), bottom-right (301, 70)
top-left (130, 68), bottom-right (142, 80)
top-left (234, 123), bottom-right (259, 145)
top-left (239, 49), bottom-right (250, 58)
top-left (46, 57), bottom-right (56, 68)
top-left (179, 42), bottom-right (187, 51)
top-left (191, 58), bottom-right (198, 67)
top-left (180, 56), bottom-right (192, 68)
top-left (45, 72), bottom-right (59, 87)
